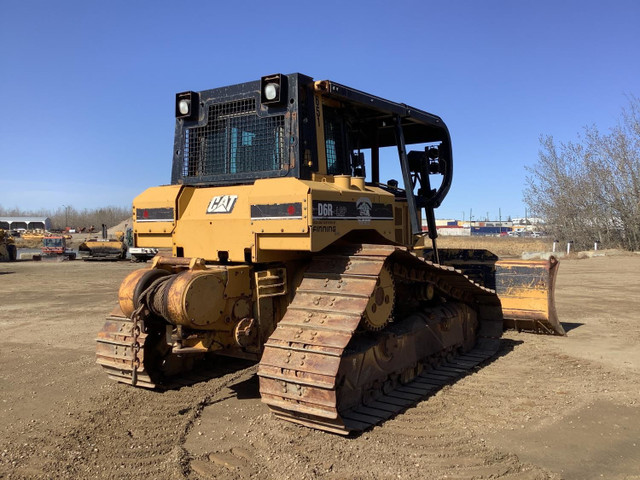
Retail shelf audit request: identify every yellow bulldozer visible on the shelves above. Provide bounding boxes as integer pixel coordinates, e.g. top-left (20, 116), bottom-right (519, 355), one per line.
top-left (79, 224), bottom-right (127, 261)
top-left (96, 74), bottom-right (562, 434)
top-left (0, 229), bottom-right (17, 261)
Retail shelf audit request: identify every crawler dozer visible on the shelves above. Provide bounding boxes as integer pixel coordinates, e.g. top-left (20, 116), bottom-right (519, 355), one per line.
top-left (97, 73), bottom-right (562, 434)
top-left (79, 224), bottom-right (127, 260)
top-left (0, 229), bottom-right (17, 261)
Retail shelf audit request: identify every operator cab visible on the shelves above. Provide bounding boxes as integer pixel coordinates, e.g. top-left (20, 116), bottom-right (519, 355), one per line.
top-left (43, 237), bottom-right (64, 248)
top-left (171, 73), bottom-right (453, 254)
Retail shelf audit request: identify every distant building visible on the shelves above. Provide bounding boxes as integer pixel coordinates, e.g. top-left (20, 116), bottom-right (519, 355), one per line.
top-left (0, 217), bottom-right (52, 231)
top-left (511, 217), bottom-right (545, 225)
top-left (427, 216), bottom-right (545, 236)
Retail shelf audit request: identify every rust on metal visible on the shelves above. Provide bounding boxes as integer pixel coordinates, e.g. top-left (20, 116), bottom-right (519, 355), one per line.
top-left (258, 244), bottom-right (503, 434)
top-left (496, 257), bottom-right (563, 335)
top-left (421, 249), bottom-right (564, 336)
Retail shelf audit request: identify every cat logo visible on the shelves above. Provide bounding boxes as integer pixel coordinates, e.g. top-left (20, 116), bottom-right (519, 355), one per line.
top-left (206, 195), bottom-right (238, 214)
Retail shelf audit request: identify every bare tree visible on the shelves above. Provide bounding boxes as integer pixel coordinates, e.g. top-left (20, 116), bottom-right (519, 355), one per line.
top-left (524, 95), bottom-right (640, 251)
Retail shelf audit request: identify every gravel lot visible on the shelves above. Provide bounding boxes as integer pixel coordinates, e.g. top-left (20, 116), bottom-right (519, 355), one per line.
top-left (0, 253), bottom-right (638, 479)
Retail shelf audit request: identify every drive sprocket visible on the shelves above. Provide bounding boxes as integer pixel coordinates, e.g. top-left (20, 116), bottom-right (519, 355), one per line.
top-left (361, 264), bottom-right (394, 331)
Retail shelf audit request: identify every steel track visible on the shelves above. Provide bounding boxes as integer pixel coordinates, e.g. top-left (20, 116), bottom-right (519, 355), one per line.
top-left (258, 244), bottom-right (503, 434)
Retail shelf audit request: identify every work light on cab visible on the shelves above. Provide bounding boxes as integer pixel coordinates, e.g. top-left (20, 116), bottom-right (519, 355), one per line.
top-left (260, 74), bottom-right (285, 105)
top-left (178, 99), bottom-right (190, 115)
top-left (175, 91), bottom-right (198, 120)
top-left (264, 83), bottom-right (279, 101)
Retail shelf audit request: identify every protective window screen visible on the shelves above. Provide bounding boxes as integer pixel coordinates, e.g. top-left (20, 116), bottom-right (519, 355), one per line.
top-left (183, 99), bottom-right (286, 178)
top-left (323, 106), bottom-right (349, 175)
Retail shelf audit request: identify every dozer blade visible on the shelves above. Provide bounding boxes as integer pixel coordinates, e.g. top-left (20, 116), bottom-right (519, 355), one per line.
top-left (83, 247), bottom-right (123, 261)
top-left (418, 249), bottom-right (564, 336)
top-left (495, 257), bottom-right (563, 335)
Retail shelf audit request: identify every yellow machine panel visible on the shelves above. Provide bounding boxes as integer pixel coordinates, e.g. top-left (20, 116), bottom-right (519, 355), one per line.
top-left (138, 177), bottom-right (402, 263)
top-left (133, 185), bottom-right (181, 249)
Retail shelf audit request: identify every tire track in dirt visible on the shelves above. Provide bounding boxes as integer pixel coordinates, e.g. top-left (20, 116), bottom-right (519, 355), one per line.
top-left (180, 331), bottom-right (639, 480)
top-left (424, 337), bottom-right (640, 437)
top-left (3, 257), bottom-right (640, 479)
top-left (0, 362), bottom-right (256, 480)
top-left (180, 357), bottom-right (562, 480)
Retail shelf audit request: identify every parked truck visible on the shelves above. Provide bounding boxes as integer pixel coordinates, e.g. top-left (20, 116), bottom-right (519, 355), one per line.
top-left (34, 235), bottom-right (76, 261)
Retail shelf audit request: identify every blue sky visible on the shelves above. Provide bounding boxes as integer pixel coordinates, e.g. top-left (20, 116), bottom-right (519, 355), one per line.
top-left (1, 0), bottom-right (638, 220)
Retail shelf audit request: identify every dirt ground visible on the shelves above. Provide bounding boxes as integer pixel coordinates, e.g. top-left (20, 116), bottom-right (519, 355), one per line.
top-left (1, 252), bottom-right (639, 480)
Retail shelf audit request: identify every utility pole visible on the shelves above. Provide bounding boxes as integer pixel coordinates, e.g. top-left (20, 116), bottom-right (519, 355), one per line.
top-left (62, 205), bottom-right (69, 229)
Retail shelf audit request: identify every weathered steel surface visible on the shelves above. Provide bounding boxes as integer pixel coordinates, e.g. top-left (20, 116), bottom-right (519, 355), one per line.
top-left (96, 313), bottom-right (215, 389)
top-left (496, 257), bottom-right (563, 335)
top-left (258, 244), bottom-right (502, 434)
top-left (423, 249), bottom-right (563, 336)
top-left (96, 315), bottom-right (156, 388)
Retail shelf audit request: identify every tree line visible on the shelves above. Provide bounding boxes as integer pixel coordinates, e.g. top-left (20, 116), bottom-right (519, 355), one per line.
top-left (0, 205), bottom-right (131, 231)
top-left (524, 95), bottom-right (640, 251)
